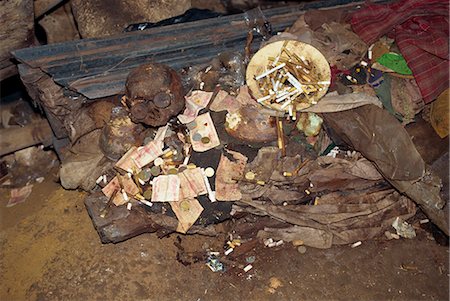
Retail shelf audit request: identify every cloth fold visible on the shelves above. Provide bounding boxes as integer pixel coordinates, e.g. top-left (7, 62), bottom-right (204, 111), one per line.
top-left (351, 0), bottom-right (449, 103)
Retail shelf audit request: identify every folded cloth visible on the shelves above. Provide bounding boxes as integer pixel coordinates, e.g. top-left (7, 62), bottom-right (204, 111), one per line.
top-left (351, 0), bottom-right (449, 103)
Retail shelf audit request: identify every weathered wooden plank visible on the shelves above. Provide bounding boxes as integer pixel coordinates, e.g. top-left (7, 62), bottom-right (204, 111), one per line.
top-left (13, 0), bottom-right (370, 99)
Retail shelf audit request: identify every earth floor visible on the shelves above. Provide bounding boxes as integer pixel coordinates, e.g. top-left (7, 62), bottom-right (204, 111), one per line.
top-left (0, 178), bottom-right (448, 301)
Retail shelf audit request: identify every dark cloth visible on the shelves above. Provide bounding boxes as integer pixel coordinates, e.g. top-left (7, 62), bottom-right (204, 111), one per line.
top-left (351, 0), bottom-right (449, 103)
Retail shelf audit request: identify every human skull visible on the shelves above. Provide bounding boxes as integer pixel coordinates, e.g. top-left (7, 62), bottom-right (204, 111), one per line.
top-left (125, 63), bottom-right (185, 127)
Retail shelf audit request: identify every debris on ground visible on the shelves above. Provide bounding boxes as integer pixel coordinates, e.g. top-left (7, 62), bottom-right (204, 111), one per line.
top-left (7, 184), bottom-right (33, 207)
top-left (4, 0), bottom-right (448, 277)
top-left (392, 217), bottom-right (417, 239)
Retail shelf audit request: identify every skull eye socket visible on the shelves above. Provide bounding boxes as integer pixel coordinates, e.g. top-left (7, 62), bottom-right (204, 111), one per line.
top-left (153, 92), bottom-right (172, 108)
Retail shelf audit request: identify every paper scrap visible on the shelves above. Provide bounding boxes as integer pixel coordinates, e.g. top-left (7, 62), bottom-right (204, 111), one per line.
top-left (188, 112), bottom-right (221, 152)
top-left (178, 91), bottom-right (212, 124)
top-left (178, 167), bottom-right (207, 200)
top-left (7, 184), bottom-right (33, 207)
top-left (102, 175), bottom-right (140, 206)
top-left (151, 174), bottom-right (180, 202)
top-left (215, 150), bottom-right (248, 201)
top-left (115, 141), bottom-right (163, 172)
top-left (170, 198), bottom-right (204, 233)
top-left (210, 90), bottom-right (241, 113)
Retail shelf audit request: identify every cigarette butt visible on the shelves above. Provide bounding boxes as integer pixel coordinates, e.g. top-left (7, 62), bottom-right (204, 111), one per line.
top-left (419, 219), bottom-right (429, 224)
top-left (255, 63), bottom-right (286, 80)
top-left (351, 241), bottom-right (362, 248)
top-left (256, 180), bottom-right (265, 186)
top-left (243, 264), bottom-right (253, 272)
top-left (305, 189), bottom-right (310, 195)
top-left (264, 238), bottom-right (274, 246)
top-left (163, 150), bottom-right (173, 158)
top-left (283, 172), bottom-right (292, 177)
top-left (127, 202), bottom-right (132, 210)
top-left (103, 175), bottom-right (107, 184)
top-left (224, 248), bottom-right (234, 256)
top-left (275, 240), bottom-right (284, 246)
top-left (96, 175), bottom-right (103, 184)
top-left (122, 189), bottom-right (129, 202)
top-left (139, 199), bottom-right (153, 207)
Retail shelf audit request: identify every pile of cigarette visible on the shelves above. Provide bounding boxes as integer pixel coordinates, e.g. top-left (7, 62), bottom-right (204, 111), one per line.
top-left (255, 41), bottom-right (330, 117)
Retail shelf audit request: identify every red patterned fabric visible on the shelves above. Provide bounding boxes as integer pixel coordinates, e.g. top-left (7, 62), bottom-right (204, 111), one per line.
top-left (351, 0), bottom-right (449, 103)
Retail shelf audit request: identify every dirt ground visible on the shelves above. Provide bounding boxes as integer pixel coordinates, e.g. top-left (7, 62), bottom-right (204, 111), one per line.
top-left (0, 177), bottom-right (448, 301)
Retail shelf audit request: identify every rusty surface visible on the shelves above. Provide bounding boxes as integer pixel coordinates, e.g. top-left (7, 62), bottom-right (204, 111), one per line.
top-left (12, 0), bottom-right (367, 100)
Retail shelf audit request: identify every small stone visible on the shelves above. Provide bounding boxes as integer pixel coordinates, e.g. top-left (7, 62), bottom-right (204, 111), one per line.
top-left (292, 239), bottom-right (304, 246)
top-left (297, 246), bottom-right (307, 254)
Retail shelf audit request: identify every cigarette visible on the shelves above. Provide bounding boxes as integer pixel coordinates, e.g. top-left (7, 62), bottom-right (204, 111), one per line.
top-left (285, 72), bottom-right (303, 92)
top-left (139, 199), bottom-right (153, 207)
top-left (201, 168), bottom-right (216, 202)
top-left (255, 63), bottom-right (286, 80)
top-left (276, 89), bottom-right (298, 103)
top-left (280, 99), bottom-right (292, 110)
top-left (272, 55), bottom-right (280, 66)
top-left (257, 94), bottom-right (272, 103)
top-left (317, 81), bottom-right (330, 85)
top-left (368, 44), bottom-right (374, 60)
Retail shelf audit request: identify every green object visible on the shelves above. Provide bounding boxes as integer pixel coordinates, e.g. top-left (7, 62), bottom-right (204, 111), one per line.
top-left (320, 142), bottom-right (336, 156)
top-left (374, 74), bottom-right (404, 122)
top-left (377, 53), bottom-right (412, 75)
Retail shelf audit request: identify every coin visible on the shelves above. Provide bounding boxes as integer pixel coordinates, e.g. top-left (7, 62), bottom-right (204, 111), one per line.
top-left (180, 200), bottom-right (190, 211)
top-left (204, 167), bottom-right (215, 177)
top-left (138, 168), bottom-right (151, 182)
top-left (154, 157), bottom-right (164, 166)
top-left (192, 132), bottom-right (202, 142)
top-left (245, 171), bottom-right (256, 180)
top-left (150, 166), bottom-right (161, 177)
top-left (168, 168), bottom-right (178, 175)
top-left (143, 188), bottom-right (152, 200)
